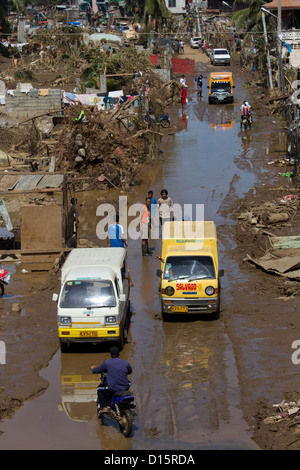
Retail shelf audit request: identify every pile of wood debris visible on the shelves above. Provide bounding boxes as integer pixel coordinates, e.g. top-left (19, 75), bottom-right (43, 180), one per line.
top-left (236, 192), bottom-right (300, 286)
top-left (52, 81), bottom-right (180, 191)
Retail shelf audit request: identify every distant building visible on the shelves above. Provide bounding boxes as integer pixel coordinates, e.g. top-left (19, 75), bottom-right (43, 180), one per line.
top-left (164, 0), bottom-right (187, 15)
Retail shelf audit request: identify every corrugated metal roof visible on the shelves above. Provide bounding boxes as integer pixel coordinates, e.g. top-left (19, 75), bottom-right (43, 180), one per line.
top-left (13, 174), bottom-right (43, 191)
top-left (0, 173), bottom-right (65, 192)
top-left (0, 174), bottom-right (21, 191)
top-left (36, 174), bottom-right (64, 189)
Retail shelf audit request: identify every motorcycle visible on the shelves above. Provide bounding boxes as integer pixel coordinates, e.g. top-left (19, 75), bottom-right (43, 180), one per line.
top-left (240, 114), bottom-right (252, 130)
top-left (144, 111), bottom-right (170, 128)
top-left (96, 373), bottom-right (135, 437)
top-left (0, 269), bottom-right (11, 297)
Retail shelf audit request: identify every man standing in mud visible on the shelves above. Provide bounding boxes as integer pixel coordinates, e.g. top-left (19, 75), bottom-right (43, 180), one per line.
top-left (108, 213), bottom-right (127, 248)
top-left (140, 197), bottom-right (152, 256)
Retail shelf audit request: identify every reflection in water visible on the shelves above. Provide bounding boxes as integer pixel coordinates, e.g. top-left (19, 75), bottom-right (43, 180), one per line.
top-left (211, 121), bottom-right (234, 130)
top-left (60, 354), bottom-right (99, 423)
top-left (60, 352), bottom-right (134, 448)
top-left (182, 112), bottom-right (188, 132)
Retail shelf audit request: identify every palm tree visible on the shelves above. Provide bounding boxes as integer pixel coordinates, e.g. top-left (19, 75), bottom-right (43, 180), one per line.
top-left (232, 0), bottom-right (266, 35)
top-left (143, 0), bottom-right (170, 31)
top-left (0, 0), bottom-right (26, 33)
top-left (125, 0), bottom-right (145, 18)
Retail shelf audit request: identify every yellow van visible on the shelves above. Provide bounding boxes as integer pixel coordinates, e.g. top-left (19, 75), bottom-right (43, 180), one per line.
top-left (208, 72), bottom-right (234, 104)
top-left (157, 221), bottom-right (224, 320)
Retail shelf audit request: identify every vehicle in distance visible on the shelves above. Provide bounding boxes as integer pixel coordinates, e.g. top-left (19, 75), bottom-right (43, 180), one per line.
top-left (210, 48), bottom-right (231, 66)
top-left (190, 37), bottom-right (201, 48)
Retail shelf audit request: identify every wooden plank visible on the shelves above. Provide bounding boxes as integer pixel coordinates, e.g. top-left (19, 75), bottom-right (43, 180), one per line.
top-left (0, 188), bottom-right (62, 195)
top-left (0, 248), bottom-right (72, 254)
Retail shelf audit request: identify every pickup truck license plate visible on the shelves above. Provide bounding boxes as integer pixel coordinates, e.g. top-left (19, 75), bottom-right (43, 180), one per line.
top-left (171, 306), bottom-right (188, 312)
top-left (80, 330), bottom-right (98, 337)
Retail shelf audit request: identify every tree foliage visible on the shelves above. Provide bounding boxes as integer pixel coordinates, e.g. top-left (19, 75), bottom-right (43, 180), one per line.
top-left (232, 0), bottom-right (266, 34)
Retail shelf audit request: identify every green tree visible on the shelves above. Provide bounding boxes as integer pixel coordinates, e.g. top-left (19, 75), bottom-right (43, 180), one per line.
top-left (0, 0), bottom-right (27, 33)
top-left (125, 0), bottom-right (145, 17)
top-left (144, 0), bottom-right (170, 30)
top-left (232, 0), bottom-right (266, 35)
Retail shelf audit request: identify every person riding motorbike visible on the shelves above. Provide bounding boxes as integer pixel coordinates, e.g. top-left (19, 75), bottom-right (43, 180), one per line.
top-left (240, 101), bottom-right (252, 125)
top-left (91, 345), bottom-right (132, 415)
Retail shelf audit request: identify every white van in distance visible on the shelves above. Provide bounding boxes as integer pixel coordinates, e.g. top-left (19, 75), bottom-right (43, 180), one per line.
top-left (52, 248), bottom-right (131, 351)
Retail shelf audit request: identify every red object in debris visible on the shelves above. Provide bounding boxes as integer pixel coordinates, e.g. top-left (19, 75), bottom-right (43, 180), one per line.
top-left (115, 147), bottom-right (123, 155)
top-left (148, 55), bottom-right (159, 66)
top-left (0, 269), bottom-right (10, 284)
top-left (281, 195), bottom-right (299, 201)
top-left (97, 174), bottom-right (106, 182)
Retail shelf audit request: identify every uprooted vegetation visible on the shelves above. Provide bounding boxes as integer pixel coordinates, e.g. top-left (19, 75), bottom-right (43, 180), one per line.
top-left (2, 27), bottom-right (161, 92)
top-left (1, 27), bottom-right (182, 189)
top-left (54, 79), bottom-right (180, 191)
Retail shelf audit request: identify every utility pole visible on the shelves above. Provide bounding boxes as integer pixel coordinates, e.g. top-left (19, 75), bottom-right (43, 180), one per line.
top-left (261, 10), bottom-right (273, 89)
top-left (277, 0), bottom-right (285, 90)
top-left (194, 2), bottom-right (201, 37)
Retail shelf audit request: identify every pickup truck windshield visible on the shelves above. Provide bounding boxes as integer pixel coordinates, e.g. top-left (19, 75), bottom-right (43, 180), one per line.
top-left (211, 82), bottom-right (231, 92)
top-left (60, 280), bottom-right (116, 308)
top-left (214, 50), bottom-right (229, 55)
top-left (163, 255), bottom-right (215, 280)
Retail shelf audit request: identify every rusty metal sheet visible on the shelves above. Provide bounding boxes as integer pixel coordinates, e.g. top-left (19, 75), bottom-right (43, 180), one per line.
top-left (13, 175), bottom-right (43, 191)
top-left (0, 174), bottom-right (21, 191)
top-left (36, 174), bottom-right (64, 189)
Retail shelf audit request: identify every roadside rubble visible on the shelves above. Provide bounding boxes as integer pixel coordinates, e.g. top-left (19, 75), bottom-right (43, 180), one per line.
top-left (235, 185), bottom-right (300, 296)
top-left (253, 394), bottom-right (300, 449)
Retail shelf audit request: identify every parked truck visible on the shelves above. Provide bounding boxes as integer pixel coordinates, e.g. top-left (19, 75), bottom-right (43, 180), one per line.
top-left (210, 48), bottom-right (231, 66)
top-left (157, 221), bottom-right (224, 320)
top-left (52, 247), bottom-right (131, 351)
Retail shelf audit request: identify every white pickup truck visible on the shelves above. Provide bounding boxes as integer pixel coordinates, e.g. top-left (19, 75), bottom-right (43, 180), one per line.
top-left (210, 48), bottom-right (231, 66)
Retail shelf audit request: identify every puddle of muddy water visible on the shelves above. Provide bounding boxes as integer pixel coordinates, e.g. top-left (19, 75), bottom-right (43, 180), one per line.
top-left (0, 70), bottom-right (286, 450)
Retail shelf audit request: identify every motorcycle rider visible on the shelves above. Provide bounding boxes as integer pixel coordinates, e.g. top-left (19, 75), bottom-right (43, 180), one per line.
top-left (91, 345), bottom-right (132, 415)
top-left (240, 101), bottom-right (252, 126)
top-left (240, 101), bottom-right (252, 125)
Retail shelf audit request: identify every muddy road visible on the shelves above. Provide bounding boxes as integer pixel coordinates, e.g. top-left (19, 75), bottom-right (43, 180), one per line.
top-left (0, 63), bottom-right (297, 450)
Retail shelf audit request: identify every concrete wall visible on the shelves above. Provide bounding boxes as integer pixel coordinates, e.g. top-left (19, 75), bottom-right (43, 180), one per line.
top-left (5, 89), bottom-right (62, 120)
top-left (154, 68), bottom-right (173, 81)
top-left (164, 0), bottom-right (186, 15)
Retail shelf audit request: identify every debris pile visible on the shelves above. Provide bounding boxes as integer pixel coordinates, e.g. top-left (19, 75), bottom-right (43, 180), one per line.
top-left (54, 101), bottom-right (169, 191)
top-left (235, 191), bottom-right (300, 288)
top-left (237, 196), bottom-right (300, 228)
top-left (253, 395), bottom-right (300, 449)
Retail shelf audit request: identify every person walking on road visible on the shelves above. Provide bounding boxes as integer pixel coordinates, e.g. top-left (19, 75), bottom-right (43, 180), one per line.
top-left (140, 197), bottom-right (152, 256)
top-left (158, 189), bottom-right (175, 229)
top-left (108, 213), bottom-right (127, 248)
top-left (179, 39), bottom-right (184, 54)
top-left (108, 214), bottom-right (133, 286)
